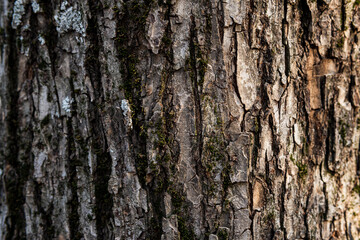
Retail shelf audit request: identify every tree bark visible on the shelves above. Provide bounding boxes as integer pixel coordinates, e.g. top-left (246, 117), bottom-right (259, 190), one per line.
top-left (0, 0), bottom-right (359, 239)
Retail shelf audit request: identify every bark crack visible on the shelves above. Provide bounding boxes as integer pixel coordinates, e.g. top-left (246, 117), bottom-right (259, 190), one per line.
top-left (86, 1), bottom-right (114, 239)
top-left (4, 6), bottom-right (27, 239)
top-left (282, 0), bottom-right (290, 78)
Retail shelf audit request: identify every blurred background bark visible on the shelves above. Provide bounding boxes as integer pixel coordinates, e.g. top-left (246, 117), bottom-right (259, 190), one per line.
top-left (0, 0), bottom-right (359, 239)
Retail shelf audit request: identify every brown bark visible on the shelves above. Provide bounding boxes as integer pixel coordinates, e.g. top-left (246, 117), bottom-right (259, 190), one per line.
top-left (0, 0), bottom-right (359, 239)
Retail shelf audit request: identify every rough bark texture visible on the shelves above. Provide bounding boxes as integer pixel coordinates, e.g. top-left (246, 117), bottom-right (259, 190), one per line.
top-left (0, 0), bottom-right (360, 239)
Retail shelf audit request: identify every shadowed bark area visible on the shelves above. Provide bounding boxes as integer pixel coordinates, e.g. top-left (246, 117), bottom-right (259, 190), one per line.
top-left (0, 0), bottom-right (359, 239)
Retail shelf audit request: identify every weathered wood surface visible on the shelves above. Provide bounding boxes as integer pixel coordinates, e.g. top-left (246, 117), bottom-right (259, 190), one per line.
top-left (0, 0), bottom-right (359, 239)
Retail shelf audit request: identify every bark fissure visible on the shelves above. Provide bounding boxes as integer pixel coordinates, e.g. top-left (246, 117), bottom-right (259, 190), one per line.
top-left (4, 11), bottom-right (27, 240)
top-left (189, 15), bottom-right (203, 169)
top-left (283, 0), bottom-right (290, 77)
top-left (66, 76), bottom-right (83, 240)
top-left (114, 0), bottom-right (150, 187)
top-left (86, 2), bottom-right (114, 239)
top-left (341, 0), bottom-right (346, 31)
top-left (33, 181), bottom-right (55, 239)
top-left (280, 167), bottom-right (288, 239)
top-left (40, 1), bottom-right (61, 117)
top-left (325, 102), bottom-right (337, 175)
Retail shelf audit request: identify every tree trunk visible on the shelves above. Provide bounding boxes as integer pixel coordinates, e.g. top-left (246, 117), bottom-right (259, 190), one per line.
top-left (0, 0), bottom-right (359, 239)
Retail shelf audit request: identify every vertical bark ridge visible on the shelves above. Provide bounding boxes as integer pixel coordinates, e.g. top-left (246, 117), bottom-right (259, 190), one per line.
top-left (114, 0), bottom-right (151, 187)
top-left (113, 1), bottom-right (156, 238)
top-left (28, 6), bottom-right (55, 238)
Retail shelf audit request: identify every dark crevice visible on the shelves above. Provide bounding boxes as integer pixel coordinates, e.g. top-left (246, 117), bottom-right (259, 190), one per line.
top-left (268, 117), bottom-right (278, 181)
top-left (159, 0), bottom-right (174, 63)
top-left (319, 161), bottom-right (329, 224)
top-left (317, 0), bottom-right (328, 13)
top-left (259, 56), bottom-right (271, 112)
top-left (265, 153), bottom-right (271, 189)
top-left (330, 217), bottom-right (337, 238)
top-left (252, 116), bottom-right (261, 172)
top-left (279, 166), bottom-right (287, 239)
top-left (324, 102), bottom-right (336, 175)
top-left (66, 74), bottom-right (83, 240)
top-left (39, 0), bottom-right (57, 78)
top-left (89, 116), bottom-right (114, 240)
top-left (86, 1), bottom-right (105, 102)
top-left (232, 24), bottom-right (242, 104)
top-left (249, 180), bottom-right (255, 240)
top-left (299, 0), bottom-right (312, 44)
top-left (269, 114), bottom-right (280, 175)
top-left (262, 47), bottom-right (274, 84)
top-left (344, 211), bottom-right (349, 240)
top-left (66, 78), bottom-right (82, 239)
top-left (4, 5), bottom-right (27, 240)
top-left (39, 0), bottom-right (61, 116)
top-left (86, 1), bottom-right (114, 239)
top-left (341, 0), bottom-right (346, 31)
top-left (188, 15), bottom-right (207, 240)
top-left (249, 114), bottom-right (261, 240)
top-left (189, 15), bottom-right (203, 167)
top-left (270, 227), bottom-right (276, 239)
top-left (348, 75), bottom-right (357, 109)
top-left (320, 76), bottom-right (326, 108)
top-left (217, 0), bottom-right (224, 45)
top-left (34, 181), bottom-right (55, 239)
top-left (304, 187), bottom-right (312, 240)
top-left (282, 0), bottom-right (290, 77)
top-left (114, 0), bottom-right (151, 188)
top-left (357, 139), bottom-right (360, 176)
